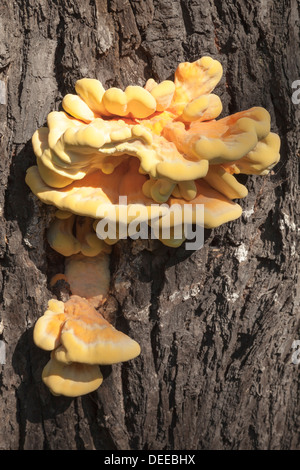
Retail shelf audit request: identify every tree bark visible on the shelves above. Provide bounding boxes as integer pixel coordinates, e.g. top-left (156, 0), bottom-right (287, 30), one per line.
top-left (0, 0), bottom-right (299, 450)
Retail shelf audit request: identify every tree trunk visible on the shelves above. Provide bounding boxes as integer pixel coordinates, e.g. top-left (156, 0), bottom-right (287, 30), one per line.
top-left (0, 0), bottom-right (299, 450)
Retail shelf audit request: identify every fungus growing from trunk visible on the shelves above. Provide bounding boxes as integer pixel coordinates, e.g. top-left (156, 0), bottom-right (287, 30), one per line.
top-left (34, 296), bottom-right (141, 396)
top-left (26, 56), bottom-right (280, 397)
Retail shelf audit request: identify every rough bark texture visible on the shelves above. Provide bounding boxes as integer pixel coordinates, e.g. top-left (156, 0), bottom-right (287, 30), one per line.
top-left (0, 0), bottom-right (299, 450)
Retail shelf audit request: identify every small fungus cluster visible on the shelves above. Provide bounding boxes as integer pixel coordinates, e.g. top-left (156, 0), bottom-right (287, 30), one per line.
top-left (26, 56), bottom-right (280, 396)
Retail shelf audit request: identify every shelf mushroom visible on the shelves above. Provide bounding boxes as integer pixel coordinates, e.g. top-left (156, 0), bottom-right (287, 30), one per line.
top-left (34, 297), bottom-right (140, 396)
top-left (26, 56), bottom-right (280, 397)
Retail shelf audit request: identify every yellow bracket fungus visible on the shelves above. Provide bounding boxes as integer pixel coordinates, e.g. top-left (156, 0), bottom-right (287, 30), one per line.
top-left (35, 297), bottom-right (140, 396)
top-left (26, 56), bottom-right (280, 397)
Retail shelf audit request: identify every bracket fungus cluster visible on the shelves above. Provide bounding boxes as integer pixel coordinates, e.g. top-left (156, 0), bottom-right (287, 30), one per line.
top-left (26, 56), bottom-right (280, 397)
